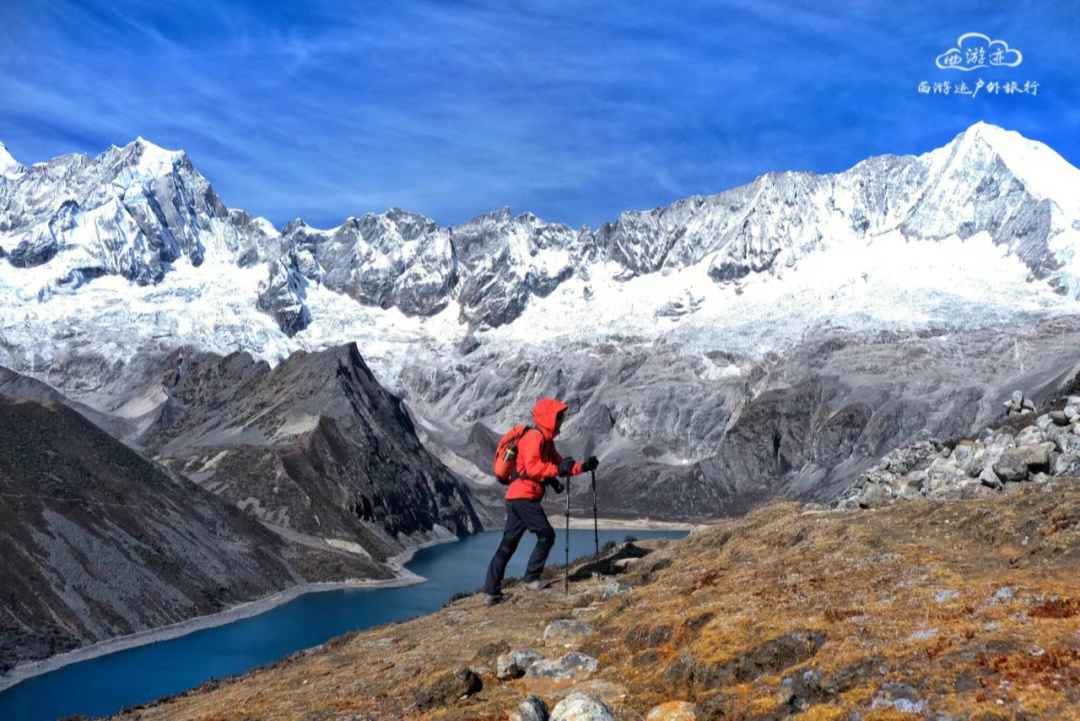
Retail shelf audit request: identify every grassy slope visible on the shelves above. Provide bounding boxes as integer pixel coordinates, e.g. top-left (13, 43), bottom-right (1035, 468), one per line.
top-left (114, 480), bottom-right (1080, 721)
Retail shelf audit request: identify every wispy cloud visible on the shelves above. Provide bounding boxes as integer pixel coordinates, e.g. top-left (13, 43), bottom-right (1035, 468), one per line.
top-left (1, 0), bottom-right (1077, 230)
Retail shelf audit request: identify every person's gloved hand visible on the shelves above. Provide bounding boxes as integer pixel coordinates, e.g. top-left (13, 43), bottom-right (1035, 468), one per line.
top-left (548, 478), bottom-right (564, 494)
top-left (558, 457), bottom-right (576, 477)
top-left (582, 456), bottom-right (599, 472)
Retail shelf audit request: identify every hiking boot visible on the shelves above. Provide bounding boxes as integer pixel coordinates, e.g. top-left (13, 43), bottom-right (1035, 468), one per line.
top-left (524, 578), bottom-right (552, 591)
top-left (483, 592), bottom-right (503, 606)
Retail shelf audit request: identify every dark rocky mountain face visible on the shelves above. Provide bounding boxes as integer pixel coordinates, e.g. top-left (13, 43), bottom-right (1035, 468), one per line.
top-left (0, 374), bottom-right (389, 672)
top-left (402, 318), bottom-right (1080, 520)
top-left (136, 343), bottom-right (483, 558)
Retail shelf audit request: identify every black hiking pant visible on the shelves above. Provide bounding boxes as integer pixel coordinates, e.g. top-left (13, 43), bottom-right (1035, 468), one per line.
top-left (484, 498), bottom-right (555, 594)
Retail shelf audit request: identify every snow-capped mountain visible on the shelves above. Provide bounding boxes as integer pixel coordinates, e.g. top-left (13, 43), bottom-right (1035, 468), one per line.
top-left (4, 123), bottom-right (1080, 518)
top-left (0, 138), bottom-right (277, 287)
top-left (5, 122), bottom-right (1078, 343)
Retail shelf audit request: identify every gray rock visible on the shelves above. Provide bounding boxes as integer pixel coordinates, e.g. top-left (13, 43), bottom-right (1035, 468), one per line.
top-left (993, 444), bottom-right (1049, 482)
top-left (512, 695), bottom-right (549, 721)
top-left (414, 667), bottom-right (483, 711)
top-left (526, 652), bottom-right (600, 680)
top-left (1049, 410), bottom-right (1070, 426)
top-left (544, 619), bottom-right (593, 645)
top-left (900, 476), bottom-right (924, 495)
top-left (979, 465), bottom-right (1002, 490)
top-left (599, 577), bottom-right (629, 599)
top-left (257, 256), bottom-right (312, 336)
top-left (1066, 405), bottom-right (1080, 422)
top-left (907, 628), bottom-right (938, 641)
top-left (1016, 425), bottom-right (1045, 446)
top-left (858, 484), bottom-right (888, 509)
top-left (962, 449), bottom-right (986, 477)
top-left (549, 692), bottom-right (616, 721)
top-left (951, 443), bottom-right (976, 465)
top-left (498, 649), bottom-right (544, 679)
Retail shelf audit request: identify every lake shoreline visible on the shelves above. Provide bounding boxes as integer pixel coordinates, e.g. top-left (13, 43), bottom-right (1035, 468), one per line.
top-left (564, 515), bottom-right (703, 531)
top-left (0, 533), bottom-right (462, 694)
top-left (0, 523), bottom-right (688, 695)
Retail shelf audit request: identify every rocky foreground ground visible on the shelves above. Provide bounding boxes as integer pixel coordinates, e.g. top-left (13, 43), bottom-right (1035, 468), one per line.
top-left (109, 479), bottom-right (1080, 721)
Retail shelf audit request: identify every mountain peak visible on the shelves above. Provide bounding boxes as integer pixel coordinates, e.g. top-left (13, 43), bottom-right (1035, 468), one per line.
top-left (0, 140), bottom-right (26, 177)
top-left (113, 137), bottom-right (185, 178)
top-left (950, 122), bottom-right (1080, 212)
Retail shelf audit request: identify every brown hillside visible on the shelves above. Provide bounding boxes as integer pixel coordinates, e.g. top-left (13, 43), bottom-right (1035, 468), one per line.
top-left (114, 480), bottom-right (1080, 721)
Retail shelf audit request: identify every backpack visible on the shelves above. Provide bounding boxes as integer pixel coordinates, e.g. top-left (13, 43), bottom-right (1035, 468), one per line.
top-left (493, 425), bottom-right (534, 484)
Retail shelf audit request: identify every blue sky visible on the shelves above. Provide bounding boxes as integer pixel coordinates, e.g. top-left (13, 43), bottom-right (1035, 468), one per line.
top-left (2, 1), bottom-right (1078, 230)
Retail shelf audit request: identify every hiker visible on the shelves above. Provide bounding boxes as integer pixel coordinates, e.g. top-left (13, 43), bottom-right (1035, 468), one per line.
top-left (483, 398), bottom-right (598, 605)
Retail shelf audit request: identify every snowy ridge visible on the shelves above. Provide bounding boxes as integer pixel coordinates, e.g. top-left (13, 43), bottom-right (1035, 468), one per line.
top-left (2, 123), bottom-right (1080, 396)
top-left (0, 138), bottom-right (276, 285)
top-left (0, 142), bottom-right (25, 180)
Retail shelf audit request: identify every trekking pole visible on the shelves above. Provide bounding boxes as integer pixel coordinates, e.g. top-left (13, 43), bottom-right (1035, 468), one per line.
top-left (564, 476), bottom-right (571, 595)
top-left (591, 469), bottom-right (598, 559)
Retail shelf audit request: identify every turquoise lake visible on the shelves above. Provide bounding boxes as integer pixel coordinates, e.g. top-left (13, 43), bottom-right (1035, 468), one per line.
top-left (0, 528), bottom-right (684, 721)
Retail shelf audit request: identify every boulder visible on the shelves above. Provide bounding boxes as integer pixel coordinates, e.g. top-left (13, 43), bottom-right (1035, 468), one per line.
top-left (544, 619), bottom-right (593, 645)
top-left (1049, 410), bottom-right (1070, 426)
top-left (498, 649), bottom-right (544, 679)
top-left (414, 667), bottom-right (483, 711)
top-left (550, 692), bottom-right (616, 721)
top-left (599, 578), bottom-right (628, 599)
top-left (511, 695), bottom-right (549, 721)
top-left (526, 652), bottom-right (600, 680)
top-left (1066, 405), bottom-right (1080, 422)
top-left (951, 443), bottom-right (976, 465)
top-left (1016, 425), bottom-right (1045, 446)
top-left (899, 477), bottom-right (924, 496)
top-left (858, 483), bottom-right (888, 509)
top-left (776, 669), bottom-right (827, 713)
top-left (646, 700), bottom-right (698, 720)
top-left (962, 449), bottom-right (986, 477)
top-left (979, 465), bottom-right (1002, 490)
top-left (993, 444), bottom-right (1049, 482)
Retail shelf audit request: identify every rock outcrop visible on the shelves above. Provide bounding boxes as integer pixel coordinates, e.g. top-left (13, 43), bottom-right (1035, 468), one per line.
top-left (137, 343), bottom-right (483, 558)
top-left (837, 393), bottom-right (1080, 509)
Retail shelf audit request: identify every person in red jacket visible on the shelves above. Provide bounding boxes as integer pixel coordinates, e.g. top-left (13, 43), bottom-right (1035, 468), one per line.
top-left (483, 398), bottom-right (599, 605)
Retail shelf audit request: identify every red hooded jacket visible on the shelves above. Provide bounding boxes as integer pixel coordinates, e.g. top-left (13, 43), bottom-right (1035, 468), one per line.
top-left (505, 398), bottom-right (583, 501)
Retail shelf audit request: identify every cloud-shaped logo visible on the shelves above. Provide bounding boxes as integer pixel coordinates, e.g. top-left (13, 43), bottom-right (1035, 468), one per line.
top-left (936, 33), bottom-right (1022, 70)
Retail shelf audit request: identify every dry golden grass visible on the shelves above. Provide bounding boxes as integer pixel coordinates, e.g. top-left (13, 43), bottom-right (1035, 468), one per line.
top-left (113, 480), bottom-right (1080, 721)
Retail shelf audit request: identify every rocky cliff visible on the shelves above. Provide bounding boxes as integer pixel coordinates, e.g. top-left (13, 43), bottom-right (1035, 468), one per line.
top-left (136, 342), bottom-right (484, 558)
top-left (0, 370), bottom-right (389, 673)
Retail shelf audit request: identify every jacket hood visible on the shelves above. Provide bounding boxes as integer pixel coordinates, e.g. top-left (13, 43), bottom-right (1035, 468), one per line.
top-left (532, 398), bottom-right (567, 440)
